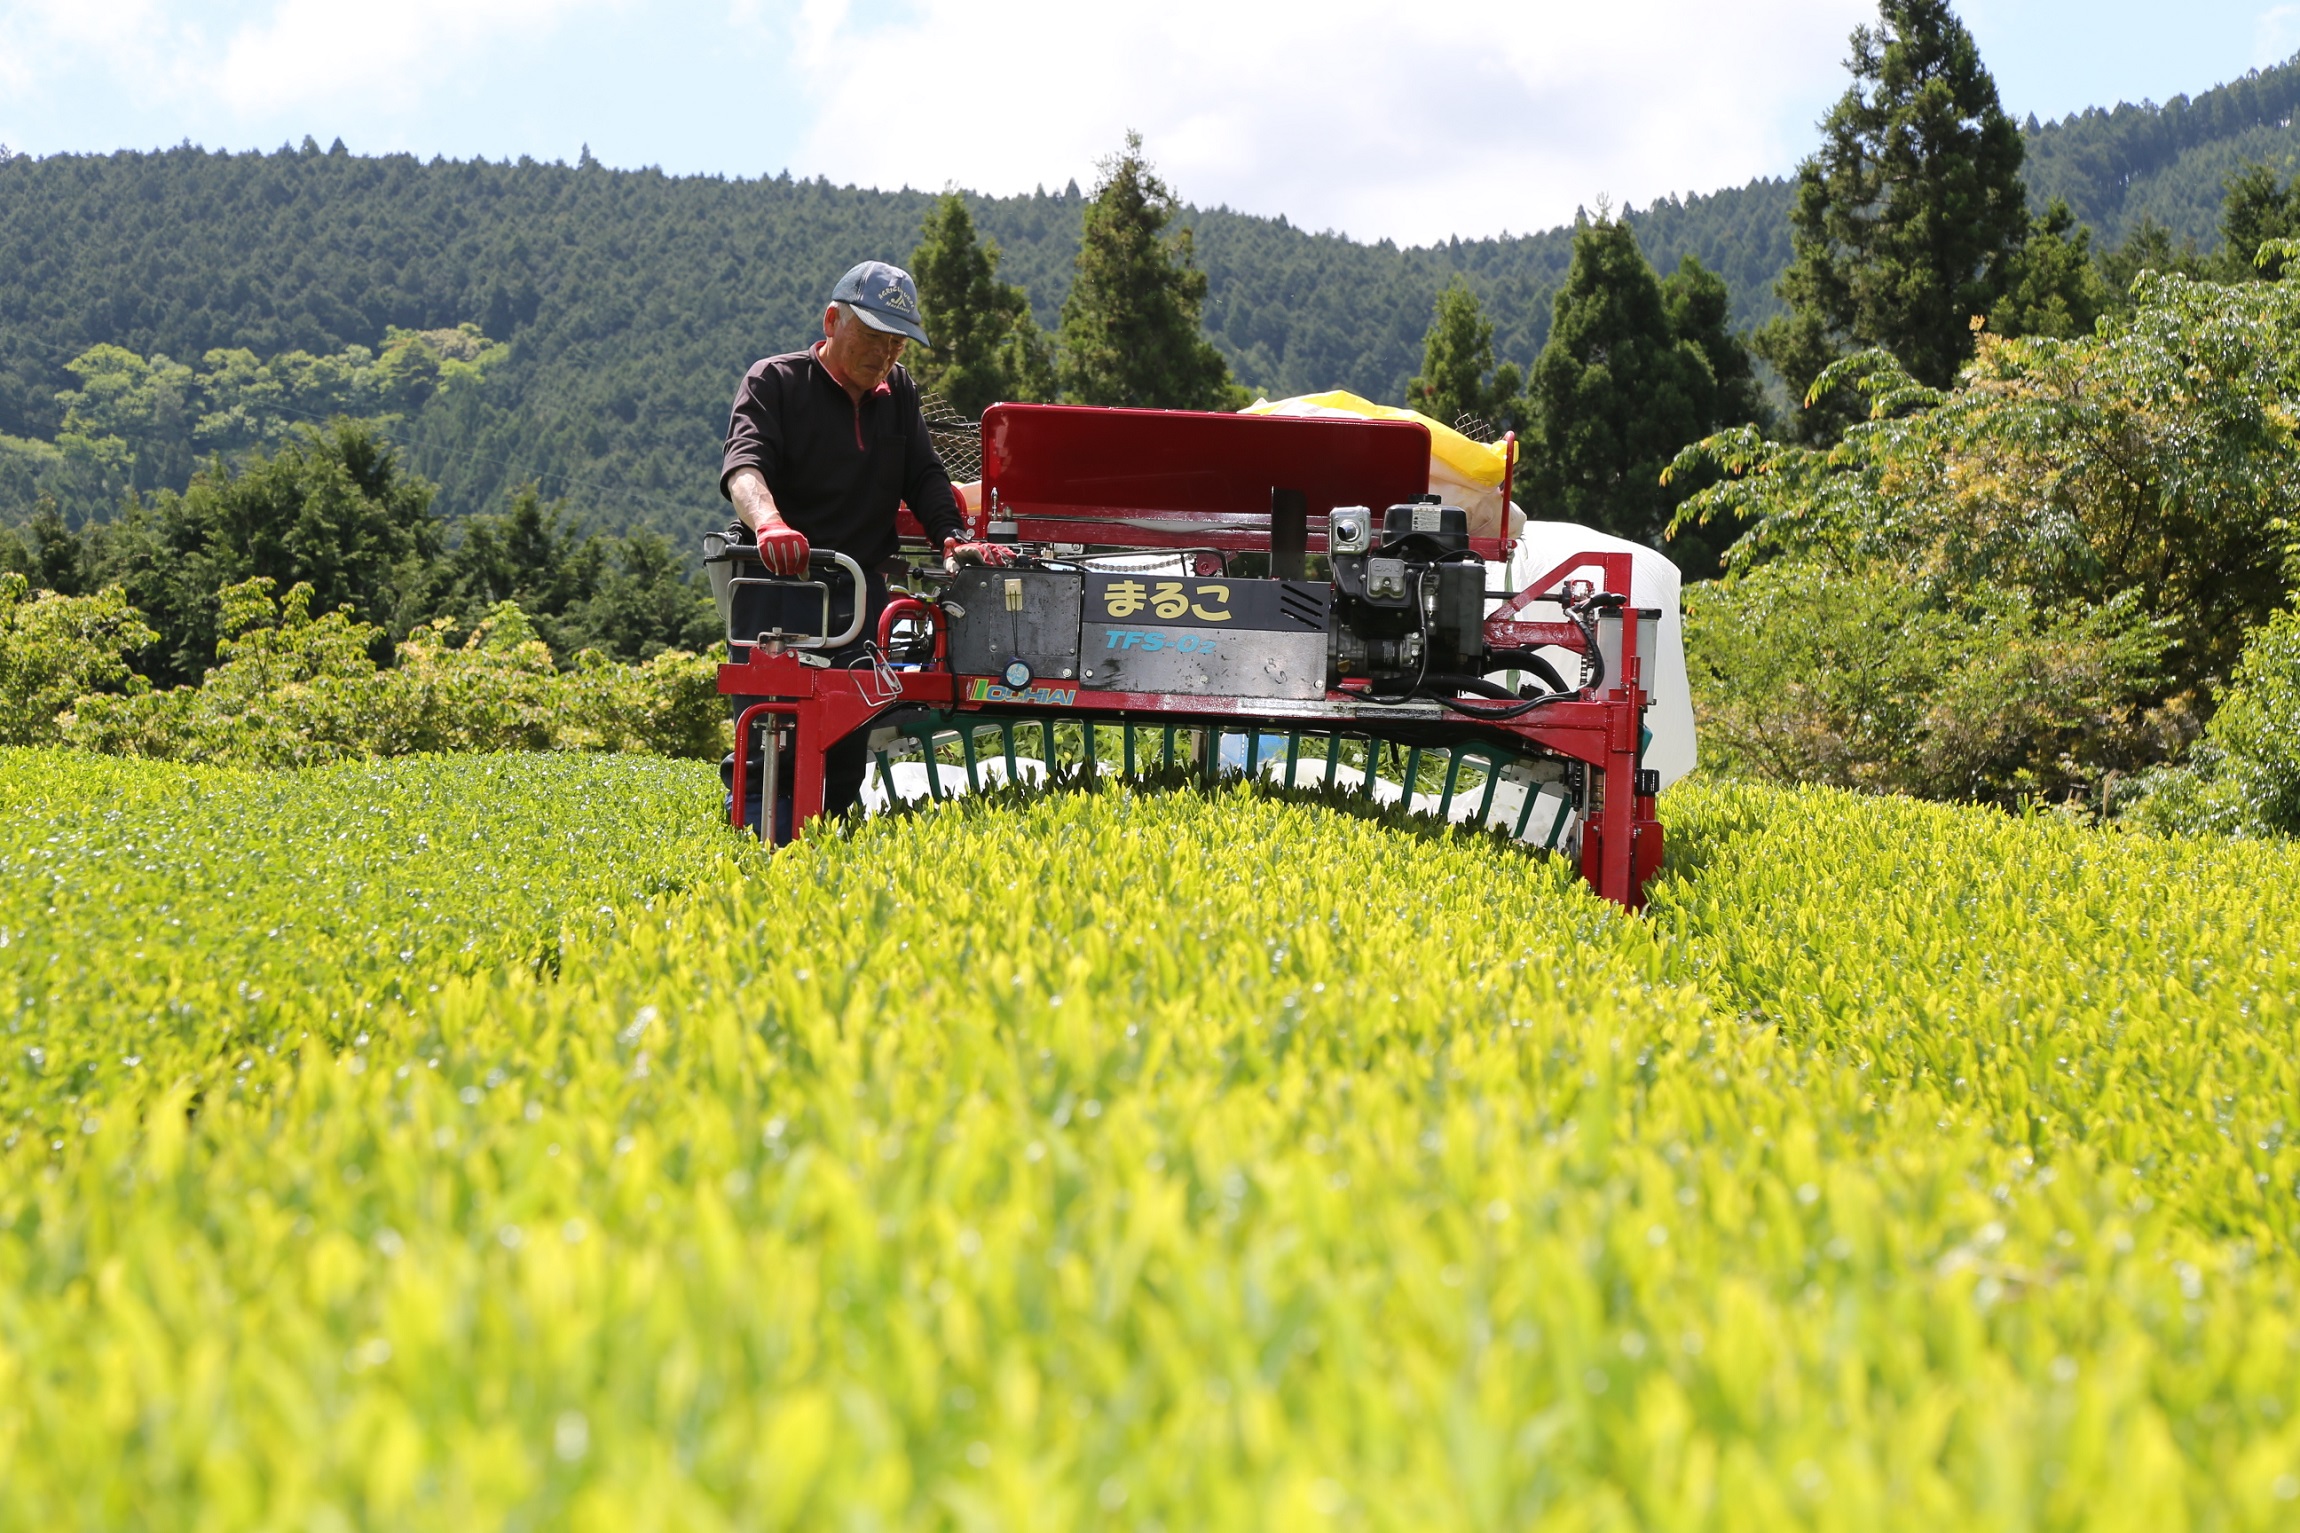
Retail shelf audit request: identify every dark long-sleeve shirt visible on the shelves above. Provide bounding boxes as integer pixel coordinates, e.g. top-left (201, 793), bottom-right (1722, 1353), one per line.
top-left (719, 346), bottom-right (966, 566)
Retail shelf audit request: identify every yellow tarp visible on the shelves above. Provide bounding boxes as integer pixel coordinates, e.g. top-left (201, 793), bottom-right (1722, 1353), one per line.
top-left (1240, 390), bottom-right (1511, 487)
top-left (1242, 390), bottom-right (1519, 541)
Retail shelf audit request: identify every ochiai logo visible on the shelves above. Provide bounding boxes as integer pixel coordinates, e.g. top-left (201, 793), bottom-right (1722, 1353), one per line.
top-left (966, 677), bottom-right (1077, 706)
top-left (879, 286), bottom-right (917, 314)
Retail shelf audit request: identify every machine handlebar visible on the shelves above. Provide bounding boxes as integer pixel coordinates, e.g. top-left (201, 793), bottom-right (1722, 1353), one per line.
top-left (801, 550), bottom-right (869, 650)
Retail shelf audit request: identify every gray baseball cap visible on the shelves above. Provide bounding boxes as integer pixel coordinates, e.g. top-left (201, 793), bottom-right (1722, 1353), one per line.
top-left (830, 260), bottom-right (931, 346)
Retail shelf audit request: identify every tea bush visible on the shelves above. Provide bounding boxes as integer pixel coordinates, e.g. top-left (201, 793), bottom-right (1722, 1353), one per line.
top-left (47, 577), bottom-right (725, 766)
top-left (3, 751), bottom-right (2298, 1529)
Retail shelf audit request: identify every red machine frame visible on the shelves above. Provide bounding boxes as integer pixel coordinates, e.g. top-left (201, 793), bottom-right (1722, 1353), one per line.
top-left (725, 404), bottom-right (1665, 909)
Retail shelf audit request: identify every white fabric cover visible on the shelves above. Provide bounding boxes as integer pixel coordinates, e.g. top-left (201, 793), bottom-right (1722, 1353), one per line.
top-left (1503, 520), bottom-right (1698, 789)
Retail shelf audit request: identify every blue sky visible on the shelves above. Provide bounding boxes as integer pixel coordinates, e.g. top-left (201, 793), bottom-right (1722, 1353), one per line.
top-left (1, 1), bottom-right (2292, 246)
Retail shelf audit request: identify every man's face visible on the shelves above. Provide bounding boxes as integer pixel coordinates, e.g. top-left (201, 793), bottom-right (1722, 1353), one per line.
top-left (822, 304), bottom-right (907, 392)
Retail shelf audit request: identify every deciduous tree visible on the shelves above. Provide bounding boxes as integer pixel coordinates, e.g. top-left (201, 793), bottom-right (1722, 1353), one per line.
top-left (0, 572), bottom-right (155, 746)
top-left (1673, 263), bottom-right (2300, 701)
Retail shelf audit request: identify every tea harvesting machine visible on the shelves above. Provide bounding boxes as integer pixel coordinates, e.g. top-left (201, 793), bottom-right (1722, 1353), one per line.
top-left (706, 403), bottom-right (1676, 910)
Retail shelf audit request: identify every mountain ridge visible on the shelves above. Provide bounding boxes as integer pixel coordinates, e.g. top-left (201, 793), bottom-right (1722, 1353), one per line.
top-left (1, 49), bottom-right (2293, 537)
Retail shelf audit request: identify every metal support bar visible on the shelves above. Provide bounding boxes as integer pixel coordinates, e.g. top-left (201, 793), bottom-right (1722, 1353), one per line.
top-left (893, 726), bottom-right (941, 801)
top-left (1472, 752), bottom-right (1504, 827)
top-left (1545, 793), bottom-right (1574, 850)
top-left (761, 720), bottom-right (782, 843)
top-left (1514, 780), bottom-right (1542, 838)
top-left (926, 730), bottom-right (951, 801)
top-left (729, 705), bottom-right (793, 845)
top-left (1437, 748), bottom-right (1464, 820)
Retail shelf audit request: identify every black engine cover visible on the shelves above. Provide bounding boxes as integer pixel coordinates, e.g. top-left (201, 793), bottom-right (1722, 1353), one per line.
top-left (946, 569), bottom-right (1084, 681)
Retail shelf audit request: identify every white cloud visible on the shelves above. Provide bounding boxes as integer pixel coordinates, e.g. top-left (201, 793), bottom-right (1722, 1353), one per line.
top-left (215, 0), bottom-right (622, 116)
top-left (0, 0), bottom-right (191, 98)
top-left (3, 0), bottom-right (2286, 234)
top-left (0, 0), bottom-right (622, 125)
top-left (2258, 3), bottom-right (2300, 67)
top-left (778, 0), bottom-right (1873, 244)
top-left (0, 0), bottom-right (1938, 246)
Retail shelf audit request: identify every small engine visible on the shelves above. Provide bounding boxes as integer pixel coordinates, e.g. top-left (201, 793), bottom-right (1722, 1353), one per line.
top-left (929, 494), bottom-right (1498, 706)
top-left (1325, 495), bottom-right (1487, 692)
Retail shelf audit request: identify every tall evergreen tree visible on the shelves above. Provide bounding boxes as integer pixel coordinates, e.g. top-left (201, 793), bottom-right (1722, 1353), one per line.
top-left (1990, 199), bottom-right (2112, 338)
top-left (1757, 0), bottom-right (2029, 431)
top-left (1056, 133), bottom-right (1232, 410)
top-left (1405, 280), bottom-right (1525, 434)
top-left (1527, 215), bottom-right (1756, 552)
top-left (2219, 164), bottom-right (2300, 279)
top-left (2095, 218), bottom-right (2209, 296)
top-left (413, 487), bottom-right (602, 634)
top-left (1659, 255), bottom-right (1765, 432)
top-left (0, 501), bottom-right (91, 596)
top-left (907, 193), bottom-right (1054, 418)
top-left (551, 531), bottom-right (719, 661)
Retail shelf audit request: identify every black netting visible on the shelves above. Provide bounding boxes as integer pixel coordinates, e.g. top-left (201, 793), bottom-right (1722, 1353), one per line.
top-left (918, 393), bottom-right (983, 482)
top-left (1451, 411), bottom-right (1498, 443)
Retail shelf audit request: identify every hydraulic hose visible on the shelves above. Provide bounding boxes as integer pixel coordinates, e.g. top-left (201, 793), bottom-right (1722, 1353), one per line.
top-left (1423, 686), bottom-right (1575, 720)
top-left (1481, 649), bottom-right (1572, 695)
top-left (1422, 672), bottom-right (1521, 700)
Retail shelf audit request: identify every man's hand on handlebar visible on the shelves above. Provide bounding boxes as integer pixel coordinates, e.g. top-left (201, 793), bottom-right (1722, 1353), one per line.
top-left (724, 467), bottom-right (810, 576)
top-left (943, 537), bottom-right (1019, 571)
top-left (754, 516), bottom-right (811, 576)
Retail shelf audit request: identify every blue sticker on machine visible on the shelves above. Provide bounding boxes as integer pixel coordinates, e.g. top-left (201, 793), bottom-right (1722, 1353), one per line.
top-left (1099, 629), bottom-right (1220, 656)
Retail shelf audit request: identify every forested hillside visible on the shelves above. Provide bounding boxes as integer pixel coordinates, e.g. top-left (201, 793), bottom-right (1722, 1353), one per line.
top-left (0, 46), bottom-right (2292, 541)
top-left (2025, 53), bottom-right (2300, 245)
top-left (0, 145), bottom-right (1787, 537)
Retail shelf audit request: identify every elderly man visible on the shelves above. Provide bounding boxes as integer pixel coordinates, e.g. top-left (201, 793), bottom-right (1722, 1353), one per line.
top-left (719, 259), bottom-right (1003, 823)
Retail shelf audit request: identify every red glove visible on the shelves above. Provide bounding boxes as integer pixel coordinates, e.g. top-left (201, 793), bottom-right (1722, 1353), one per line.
top-left (942, 537), bottom-right (1020, 571)
top-left (754, 517), bottom-right (810, 577)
